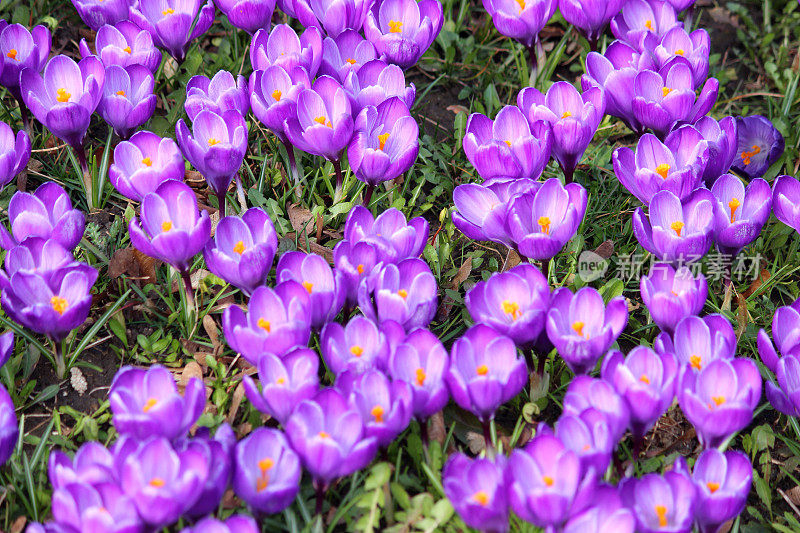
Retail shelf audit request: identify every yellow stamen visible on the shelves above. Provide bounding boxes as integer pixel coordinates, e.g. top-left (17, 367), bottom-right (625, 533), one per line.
top-left (51, 296), bottom-right (68, 315)
top-left (476, 364), bottom-right (489, 376)
top-left (571, 321), bottom-right (585, 337)
top-left (504, 140), bottom-right (512, 147)
top-left (302, 281), bottom-right (313, 293)
top-left (389, 20), bottom-right (403, 33)
top-left (655, 505), bottom-right (668, 527)
top-left (149, 478), bottom-right (165, 487)
top-left (645, 19), bottom-right (653, 30)
top-left (233, 240), bottom-right (245, 254)
top-left (318, 431), bottom-right (330, 438)
top-left (371, 405), bottom-right (384, 423)
top-left (208, 138), bottom-right (221, 146)
top-left (161, 221), bottom-right (172, 232)
top-left (141, 157), bottom-right (152, 166)
top-left (350, 345), bottom-right (364, 357)
top-left (257, 318), bottom-right (271, 332)
top-left (397, 289), bottom-right (408, 299)
top-left (378, 132), bottom-right (390, 151)
top-left (502, 300), bottom-right (521, 320)
top-left (272, 89), bottom-right (281, 101)
top-left (670, 221), bottom-right (684, 237)
top-left (655, 163), bottom-right (670, 179)
top-left (142, 397), bottom-right (158, 413)
top-left (538, 216), bottom-right (550, 235)
top-left (741, 145), bottom-right (761, 165)
top-left (542, 475), bottom-right (554, 487)
top-left (728, 197), bottom-right (741, 223)
top-left (276, 377), bottom-right (286, 385)
top-left (662, 87), bottom-right (672, 97)
top-left (256, 477), bottom-right (268, 492)
top-left (115, 89), bottom-right (126, 96)
top-left (6, 49), bottom-right (17, 60)
top-left (561, 111), bottom-right (572, 119)
top-left (690, 355), bottom-right (702, 370)
top-left (162, 8), bottom-right (174, 14)
top-left (675, 49), bottom-right (685, 56)
top-left (56, 88), bottom-right (70, 103)
top-left (514, 0), bottom-right (525, 11)
top-left (123, 46), bottom-right (132, 54)
top-left (640, 374), bottom-right (650, 384)
top-left (258, 457), bottom-right (275, 473)
top-left (357, 264), bottom-right (365, 274)
top-left (415, 367), bottom-right (426, 386)
top-left (711, 396), bottom-right (726, 406)
top-left (707, 481), bottom-right (720, 493)
top-left (346, 58), bottom-right (357, 65)
top-left (314, 116), bottom-right (333, 128)
top-left (472, 491), bottom-right (489, 506)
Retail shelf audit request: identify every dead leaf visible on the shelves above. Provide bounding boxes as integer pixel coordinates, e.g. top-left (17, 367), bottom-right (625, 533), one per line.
top-left (742, 268), bottom-right (770, 298)
top-left (202, 315), bottom-right (221, 354)
top-left (170, 269), bottom-right (213, 293)
top-left (594, 240), bottom-right (615, 260)
top-left (735, 295), bottom-right (749, 338)
top-left (9, 516), bottom-right (26, 533)
top-left (502, 249), bottom-right (521, 271)
top-left (288, 203), bottom-right (315, 236)
top-left (446, 104), bottom-right (469, 115)
top-left (227, 382), bottom-right (246, 425)
top-left (109, 247), bottom-right (158, 285)
top-left (428, 411), bottom-right (446, 447)
top-left (786, 485), bottom-right (800, 507)
top-left (466, 431), bottom-right (485, 454)
top-left (180, 361), bottom-right (204, 392)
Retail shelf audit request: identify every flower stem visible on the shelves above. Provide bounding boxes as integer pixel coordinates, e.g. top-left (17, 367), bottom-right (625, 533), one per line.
top-left (482, 419), bottom-right (495, 457)
top-left (73, 144), bottom-right (95, 210)
top-left (314, 480), bottom-right (327, 517)
top-left (180, 269), bottom-right (196, 309)
top-left (282, 138), bottom-right (302, 200)
top-left (216, 190), bottom-right (227, 217)
top-left (362, 183), bottom-right (375, 207)
top-left (332, 158), bottom-right (344, 203)
top-left (53, 338), bottom-right (66, 379)
top-left (527, 38), bottom-right (546, 87)
top-left (235, 174), bottom-right (247, 213)
top-left (15, 95), bottom-right (32, 139)
top-left (684, 5), bottom-right (695, 31)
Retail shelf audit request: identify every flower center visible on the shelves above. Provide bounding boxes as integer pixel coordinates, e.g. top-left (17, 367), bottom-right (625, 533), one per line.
top-left (56, 88), bottom-right (71, 103)
top-left (397, 289), bottom-right (408, 299)
top-left (655, 163), bottom-right (670, 179)
top-left (371, 405), bottom-right (384, 423)
top-left (318, 431), bottom-right (330, 439)
top-left (670, 221), bottom-right (684, 237)
top-left (640, 374), bottom-right (650, 384)
top-left (208, 138), bottom-right (221, 146)
top-left (302, 281), bottom-right (313, 293)
top-left (256, 457), bottom-right (274, 492)
top-left (504, 140), bottom-right (512, 147)
top-left (645, 19), bottom-right (653, 30)
top-left (389, 20), bottom-right (403, 33)
top-left (123, 46), bottom-right (132, 54)
top-left (502, 300), bottom-right (521, 320)
top-left (142, 157), bottom-right (152, 166)
top-left (571, 321), bottom-right (586, 338)
top-left (741, 145), bottom-right (761, 165)
top-left (115, 89), bottom-right (126, 96)
top-left (514, 0), bottom-right (525, 12)
top-left (346, 58), bottom-right (357, 65)
top-left (706, 481), bottom-right (720, 493)
top-left (233, 240), bottom-right (245, 254)
top-left (51, 296), bottom-right (68, 315)
top-left (276, 377), bottom-right (286, 385)
top-left (272, 89), bottom-right (281, 101)
top-left (142, 397), bottom-right (158, 413)
top-left (415, 367), bottom-right (426, 386)
top-left (161, 221), bottom-right (173, 232)
top-left (675, 48), bottom-right (685, 56)
top-left (472, 490), bottom-right (489, 505)
top-left (314, 116), bottom-right (333, 128)
top-left (162, 8), bottom-right (174, 14)
top-left (710, 396), bottom-right (726, 408)
top-left (476, 364), bottom-right (489, 376)
top-left (149, 477), bottom-right (165, 487)
top-left (561, 111), bottom-right (572, 119)
top-left (655, 505), bottom-right (668, 527)
top-left (542, 475), bottom-right (554, 487)
top-left (6, 49), bottom-right (17, 60)
top-left (357, 264), bottom-right (365, 274)
top-left (257, 318), bottom-right (271, 332)
top-left (690, 355), bottom-right (702, 370)
top-left (662, 87), bottom-right (672, 97)
top-left (378, 132), bottom-right (390, 151)
top-left (350, 345), bottom-right (364, 357)
top-left (538, 216), bottom-right (550, 235)
top-left (728, 197), bottom-right (741, 223)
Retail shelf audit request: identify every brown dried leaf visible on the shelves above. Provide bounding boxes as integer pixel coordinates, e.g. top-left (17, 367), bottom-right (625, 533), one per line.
top-left (170, 269), bottom-right (213, 293)
top-left (133, 248), bottom-right (157, 284)
top-left (594, 240), bottom-right (615, 260)
top-left (503, 249), bottom-right (521, 271)
top-left (446, 104), bottom-right (469, 115)
top-left (786, 485), bottom-right (800, 507)
top-left (227, 382), bottom-right (246, 424)
top-left (109, 247), bottom-right (158, 285)
top-left (735, 295), bottom-right (749, 338)
top-left (466, 430), bottom-right (485, 454)
top-left (10, 516), bottom-right (26, 533)
top-left (180, 362), bottom-right (204, 391)
top-left (428, 411), bottom-right (446, 446)
top-left (288, 203), bottom-right (315, 236)
top-left (450, 255), bottom-right (473, 290)
top-left (742, 268), bottom-right (771, 298)
top-left (202, 314), bottom-right (221, 353)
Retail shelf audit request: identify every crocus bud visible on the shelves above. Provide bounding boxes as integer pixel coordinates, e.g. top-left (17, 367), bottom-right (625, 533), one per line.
top-left (0, 121), bottom-right (30, 191)
top-left (79, 21), bottom-right (163, 72)
top-left (711, 173), bottom-right (772, 256)
top-left (0, 182), bottom-right (85, 251)
top-left (619, 469), bottom-right (696, 533)
top-left (321, 315), bottom-right (390, 375)
top-left (129, 0), bottom-right (215, 64)
top-left (71, 0), bottom-right (130, 30)
top-left (250, 24), bottom-right (323, 77)
top-left (243, 348), bottom-right (319, 424)
top-left (185, 70), bottom-right (250, 121)
top-left (389, 328), bottom-right (450, 419)
top-left (216, 0), bottom-right (276, 34)
top-left (358, 258), bottom-right (438, 331)
top-left (98, 64), bottom-right (157, 139)
top-left (109, 131), bottom-right (185, 202)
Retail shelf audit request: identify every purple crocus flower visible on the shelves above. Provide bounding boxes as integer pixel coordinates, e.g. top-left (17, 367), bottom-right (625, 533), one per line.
top-left (285, 75), bottom-right (355, 162)
top-left (447, 324), bottom-right (527, 422)
top-left (443, 454), bottom-right (509, 533)
top-left (0, 22), bottom-right (50, 122)
top-left (465, 263), bottom-right (549, 348)
top-left (71, 0), bottom-right (130, 30)
top-left (333, 240), bottom-right (380, 307)
top-left (341, 369), bottom-right (413, 447)
top-left (185, 70), bottom-right (249, 121)
top-left (0, 239), bottom-right (83, 291)
top-left (482, 0), bottom-right (557, 47)
top-left (550, 408), bottom-right (615, 478)
top-left (389, 327), bottom-right (450, 419)
top-left (613, 129), bottom-right (709, 204)
top-left (655, 314), bottom-right (735, 373)
top-left (294, 0), bottom-right (373, 37)
top-left (758, 299), bottom-right (800, 417)
top-left (601, 346), bottom-right (678, 439)
top-left (216, 0), bottom-right (276, 34)
top-left (343, 59), bottom-right (416, 113)
top-left (250, 25), bottom-right (323, 77)
top-left (678, 357), bottom-right (761, 449)
top-left (631, 61), bottom-right (719, 137)
top-left (175, 109), bottom-right (248, 211)
top-left (773, 174), bottom-right (800, 233)
top-left (320, 30), bottom-right (377, 81)
top-left (109, 364), bottom-right (205, 442)
top-left (563, 484), bottom-right (635, 533)
top-left (232, 427), bottom-right (301, 514)
top-left (730, 114), bottom-right (784, 179)
top-left (563, 375), bottom-right (630, 443)
top-left (244, 348), bottom-right (319, 423)
top-left (462, 106), bottom-right (552, 183)
top-left (653, 27), bottom-right (710, 88)
top-left (347, 97), bottom-right (419, 194)
top-left (546, 287), bottom-right (628, 375)
top-left (204, 207), bottom-right (278, 295)
top-left (690, 449), bottom-right (752, 533)
top-left (0, 121), bottom-right (30, 190)
top-left (363, 0), bottom-right (444, 69)
top-left (358, 258), bottom-right (437, 331)
top-left (0, 183), bottom-right (85, 251)
top-left (176, 424), bottom-right (235, 517)
top-left (687, 115), bottom-right (737, 185)
top-left (711, 173), bottom-right (772, 256)
top-left (50, 483), bottom-right (142, 533)
top-left (181, 516), bottom-right (259, 533)
top-left (118, 438), bottom-right (209, 528)
top-left (342, 205), bottom-right (429, 263)
top-left (128, 180), bottom-right (212, 272)
top-left (640, 262), bottom-right (707, 334)
top-left (250, 65), bottom-right (311, 143)
top-left (506, 178), bottom-right (588, 261)
top-left (276, 251), bottom-right (345, 329)
top-left (610, 0), bottom-right (681, 46)
top-left (109, 130), bottom-right (185, 202)
top-left (20, 55), bottom-right (104, 149)
top-left (558, 0), bottom-right (624, 47)
top-left (619, 469), bottom-right (696, 533)
top-left (48, 442), bottom-right (116, 489)
top-left (285, 388), bottom-right (377, 483)
top-left (321, 315), bottom-right (390, 375)
top-left (98, 64), bottom-right (157, 139)
top-left (632, 188), bottom-right (714, 263)
top-left (222, 281), bottom-right (312, 365)
top-left (79, 21), bottom-right (163, 72)
top-left (129, 0), bottom-right (215, 64)
top-left (507, 433), bottom-right (591, 529)
top-left (517, 82), bottom-right (605, 182)
top-left (0, 384), bottom-right (16, 466)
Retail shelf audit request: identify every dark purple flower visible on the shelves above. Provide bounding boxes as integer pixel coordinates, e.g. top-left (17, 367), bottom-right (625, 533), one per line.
top-left (447, 324), bottom-right (527, 421)
top-left (518, 82), bottom-right (605, 181)
top-left (363, 0), bottom-right (443, 69)
top-left (342, 205), bottom-right (429, 262)
top-left (128, 180), bottom-right (212, 272)
top-left (610, 0), bottom-right (681, 46)
top-left (758, 297), bottom-right (800, 370)
top-left (601, 346), bottom-right (678, 438)
top-left (0, 384), bottom-right (16, 466)
top-left (109, 130), bottom-right (184, 202)
top-left (0, 182), bottom-right (85, 251)
top-left (655, 314), bottom-right (735, 372)
top-left (0, 239), bottom-right (83, 293)
top-left (98, 64), bottom-right (157, 139)
top-left (563, 484), bottom-right (635, 533)
top-left (506, 178), bottom-right (588, 260)
top-left (730, 115), bottom-right (784, 179)
top-left (233, 427), bottom-right (301, 514)
top-left (185, 70), bottom-right (249, 121)
top-left (277, 251), bottom-right (345, 329)
top-left (343, 59), bottom-right (416, 113)
top-left (285, 388), bottom-right (377, 482)
top-left (321, 315), bottom-right (390, 375)
top-left (176, 424), bottom-right (235, 517)
top-left (653, 27), bottom-right (710, 88)
top-left (79, 21), bottom-right (163, 72)
top-left (216, 0), bottom-right (276, 34)
top-left (129, 0), bottom-right (215, 64)
top-left (551, 408), bottom-right (615, 478)
top-left (773, 174), bottom-right (800, 233)
top-left (613, 129), bottom-right (709, 204)
top-left (348, 97), bottom-right (419, 187)
top-left (690, 449), bottom-right (752, 533)
top-left (678, 357), bottom-right (761, 449)
top-left (51, 482), bottom-right (142, 533)
top-left (563, 375), bottom-right (630, 443)
top-left (341, 369), bottom-right (413, 447)
top-left (222, 281), bottom-right (312, 365)
top-left (21, 55), bottom-right (104, 149)
top-left (181, 516), bottom-right (259, 533)
top-left (389, 327), bottom-right (449, 419)
top-left (48, 442), bottom-right (116, 489)
top-left (244, 348), bottom-right (319, 424)
top-left (711, 173), bottom-right (772, 256)
top-left (175, 109), bottom-right (248, 202)
top-left (619, 469), bottom-right (696, 533)
top-left (0, 121), bottom-right (30, 190)
top-left (632, 188), bottom-right (714, 263)
top-left (295, 0), bottom-right (373, 37)
top-left (482, 0), bottom-right (557, 47)
top-left (462, 106), bottom-right (551, 182)
top-left (358, 258), bottom-right (437, 331)
top-left (692, 116), bottom-right (738, 185)
top-left (0, 22), bottom-right (50, 101)
top-left (465, 263), bottom-right (549, 348)
top-left (204, 207), bottom-right (278, 295)
top-left (320, 30), bottom-right (377, 82)
top-left (249, 65), bottom-right (311, 142)
top-left (72, 0), bottom-right (130, 30)
top-left (110, 364), bottom-right (205, 442)
top-left (250, 24), bottom-right (323, 77)
top-left (640, 262), bottom-right (707, 334)
top-left (443, 453), bottom-right (509, 533)
top-left (333, 240), bottom-right (380, 307)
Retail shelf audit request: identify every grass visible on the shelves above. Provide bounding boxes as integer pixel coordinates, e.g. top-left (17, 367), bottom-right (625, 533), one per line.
top-left (2, 0), bottom-right (800, 531)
